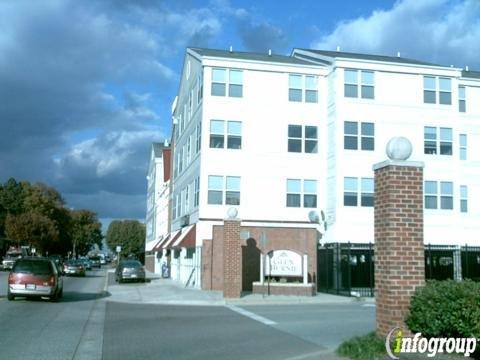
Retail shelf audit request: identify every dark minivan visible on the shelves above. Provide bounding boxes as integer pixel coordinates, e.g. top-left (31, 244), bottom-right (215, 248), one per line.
top-left (8, 257), bottom-right (63, 302)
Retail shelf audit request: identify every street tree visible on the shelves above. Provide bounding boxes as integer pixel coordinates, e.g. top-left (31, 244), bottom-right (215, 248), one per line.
top-left (70, 209), bottom-right (103, 257)
top-left (106, 220), bottom-right (145, 258)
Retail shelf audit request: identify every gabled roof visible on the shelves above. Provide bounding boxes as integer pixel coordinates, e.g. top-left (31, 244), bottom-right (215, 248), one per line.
top-left (295, 49), bottom-right (443, 67)
top-left (189, 47), bottom-right (315, 66)
top-left (462, 70), bottom-right (480, 79)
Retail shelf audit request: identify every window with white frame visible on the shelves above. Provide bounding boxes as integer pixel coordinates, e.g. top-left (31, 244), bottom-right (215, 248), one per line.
top-left (424, 127), bottom-right (452, 155)
top-left (209, 120), bottom-right (242, 149)
top-left (211, 68), bottom-right (243, 97)
top-left (344, 69), bottom-right (374, 99)
top-left (343, 177), bottom-right (374, 207)
top-left (288, 74), bottom-right (318, 103)
top-left (207, 175), bottom-right (240, 205)
top-left (424, 181), bottom-right (453, 210)
top-left (194, 177), bottom-right (200, 207)
top-left (344, 121), bottom-right (374, 150)
top-left (286, 179), bottom-right (317, 208)
top-left (197, 74), bottom-right (203, 104)
top-left (184, 185), bottom-right (190, 214)
top-left (459, 86), bottom-right (466, 112)
top-left (460, 185), bottom-right (468, 213)
top-left (176, 193), bottom-right (181, 218)
top-left (423, 76), bottom-right (451, 105)
top-left (459, 134), bottom-right (467, 160)
top-left (288, 125), bottom-right (318, 153)
top-left (196, 121), bottom-right (201, 153)
top-left (172, 195), bottom-right (177, 220)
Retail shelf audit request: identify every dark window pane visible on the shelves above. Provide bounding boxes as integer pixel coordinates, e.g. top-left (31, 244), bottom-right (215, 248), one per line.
top-left (361, 137), bottom-right (374, 151)
top-left (212, 83), bottom-right (226, 96)
top-left (440, 143), bottom-right (452, 155)
top-left (361, 85), bottom-right (374, 99)
top-left (210, 135), bottom-right (224, 148)
top-left (439, 91), bottom-right (451, 105)
top-left (288, 139), bottom-right (302, 152)
top-left (459, 100), bottom-right (466, 113)
top-left (424, 141), bottom-right (437, 154)
top-left (461, 200), bottom-right (468, 213)
top-left (229, 84), bottom-right (243, 98)
top-left (289, 89), bottom-right (302, 102)
top-left (287, 194), bottom-right (301, 207)
top-left (361, 194), bottom-right (374, 207)
top-left (304, 195), bottom-right (317, 208)
top-left (425, 196), bottom-right (437, 209)
top-left (344, 136), bottom-right (358, 150)
top-left (344, 121), bottom-right (358, 134)
top-left (208, 191), bottom-right (223, 205)
top-left (305, 126), bottom-right (317, 139)
top-left (305, 90), bottom-right (318, 103)
top-left (344, 84), bottom-right (358, 98)
top-left (344, 193), bottom-right (357, 206)
top-left (440, 196), bottom-right (453, 210)
top-left (288, 125), bottom-right (302, 138)
top-left (305, 140), bottom-right (318, 153)
top-left (424, 90), bottom-right (436, 104)
top-left (227, 136), bottom-right (241, 149)
top-left (361, 123), bottom-right (374, 136)
top-left (226, 191), bottom-right (240, 205)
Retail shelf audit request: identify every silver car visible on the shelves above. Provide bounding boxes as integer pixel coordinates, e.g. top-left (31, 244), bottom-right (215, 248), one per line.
top-left (115, 260), bottom-right (146, 283)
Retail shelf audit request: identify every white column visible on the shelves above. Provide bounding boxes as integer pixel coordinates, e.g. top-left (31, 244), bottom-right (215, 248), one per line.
top-left (260, 254), bottom-right (264, 285)
top-left (303, 254), bottom-right (308, 285)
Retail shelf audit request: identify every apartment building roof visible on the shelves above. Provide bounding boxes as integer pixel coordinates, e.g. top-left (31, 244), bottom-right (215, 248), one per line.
top-left (462, 70), bottom-right (480, 79)
top-left (189, 47), bottom-right (316, 66)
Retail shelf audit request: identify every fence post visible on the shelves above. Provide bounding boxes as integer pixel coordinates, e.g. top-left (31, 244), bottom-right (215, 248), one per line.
top-left (454, 246), bottom-right (462, 281)
top-left (464, 244), bottom-right (468, 280)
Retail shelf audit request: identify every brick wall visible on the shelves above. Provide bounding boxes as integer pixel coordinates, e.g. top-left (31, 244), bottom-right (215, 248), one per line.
top-left (223, 220), bottom-right (242, 298)
top-left (374, 163), bottom-right (425, 337)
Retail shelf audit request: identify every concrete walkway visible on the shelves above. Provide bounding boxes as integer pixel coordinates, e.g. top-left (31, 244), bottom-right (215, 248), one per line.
top-left (106, 269), bottom-right (375, 306)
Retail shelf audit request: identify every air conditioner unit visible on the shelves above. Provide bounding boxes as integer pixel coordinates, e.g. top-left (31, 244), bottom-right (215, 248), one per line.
top-left (180, 215), bottom-right (189, 227)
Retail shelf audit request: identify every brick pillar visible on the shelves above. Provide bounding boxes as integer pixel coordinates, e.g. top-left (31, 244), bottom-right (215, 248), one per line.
top-left (223, 219), bottom-right (242, 298)
top-left (373, 160), bottom-right (425, 337)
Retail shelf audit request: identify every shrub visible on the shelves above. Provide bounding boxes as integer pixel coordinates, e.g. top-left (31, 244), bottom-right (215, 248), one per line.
top-left (406, 280), bottom-right (480, 339)
top-left (337, 332), bottom-right (386, 360)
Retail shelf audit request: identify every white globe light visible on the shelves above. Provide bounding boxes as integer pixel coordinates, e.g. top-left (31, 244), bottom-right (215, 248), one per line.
top-left (386, 137), bottom-right (412, 161)
top-left (227, 207), bottom-right (238, 219)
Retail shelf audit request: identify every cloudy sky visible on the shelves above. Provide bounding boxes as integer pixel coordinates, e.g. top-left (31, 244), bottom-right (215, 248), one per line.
top-left (1, 0), bottom-right (479, 226)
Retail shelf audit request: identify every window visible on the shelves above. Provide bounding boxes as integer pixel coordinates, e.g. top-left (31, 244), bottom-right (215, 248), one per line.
top-left (288, 74), bottom-right (318, 103)
top-left (225, 176), bottom-right (240, 205)
top-left (194, 177), bottom-right (200, 207)
top-left (288, 125), bottom-right (318, 153)
top-left (172, 196), bottom-right (177, 220)
top-left (423, 76), bottom-right (451, 105)
top-left (460, 185), bottom-right (468, 213)
top-left (344, 69), bottom-right (374, 99)
top-left (459, 134), bottom-right (467, 160)
top-left (184, 185), bottom-right (190, 214)
top-left (207, 176), bottom-right (240, 205)
top-left (209, 120), bottom-right (242, 149)
top-left (344, 177), bottom-right (358, 206)
top-left (343, 177), bottom-right (374, 207)
top-left (344, 121), bottom-right (374, 150)
top-left (196, 121), bottom-right (201, 153)
top-left (211, 68), bottom-right (243, 97)
top-left (361, 178), bottom-right (374, 207)
top-left (286, 179), bottom-right (317, 208)
top-left (207, 176), bottom-right (223, 205)
top-left (424, 127), bottom-right (452, 155)
top-left (424, 181), bottom-right (453, 210)
top-left (197, 74), bottom-right (203, 105)
top-left (186, 137), bottom-right (191, 164)
top-left (176, 193), bottom-right (181, 218)
top-left (459, 86), bottom-right (466, 112)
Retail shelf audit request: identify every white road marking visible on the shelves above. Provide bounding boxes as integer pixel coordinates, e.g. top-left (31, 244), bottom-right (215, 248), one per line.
top-left (226, 305), bottom-right (277, 326)
top-left (362, 303), bottom-right (376, 307)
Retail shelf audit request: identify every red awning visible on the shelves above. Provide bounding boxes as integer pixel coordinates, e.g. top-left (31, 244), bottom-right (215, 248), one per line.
top-left (161, 230), bottom-right (181, 250)
top-left (171, 224), bottom-right (196, 249)
top-left (152, 235), bottom-right (169, 252)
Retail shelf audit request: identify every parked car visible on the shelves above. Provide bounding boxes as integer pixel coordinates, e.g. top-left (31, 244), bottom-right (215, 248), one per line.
top-left (78, 258), bottom-right (92, 270)
top-left (7, 257), bottom-right (63, 301)
top-left (115, 260), bottom-right (146, 283)
top-left (63, 260), bottom-right (86, 277)
top-left (89, 256), bottom-right (101, 268)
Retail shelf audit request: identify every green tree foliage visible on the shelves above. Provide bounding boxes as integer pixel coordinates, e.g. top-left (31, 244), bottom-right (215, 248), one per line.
top-left (0, 178), bottom-right (103, 256)
top-left (106, 220), bottom-right (145, 258)
top-left (70, 209), bottom-right (103, 256)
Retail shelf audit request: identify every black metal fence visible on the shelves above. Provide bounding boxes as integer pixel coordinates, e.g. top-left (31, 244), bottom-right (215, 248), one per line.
top-left (317, 243), bottom-right (480, 297)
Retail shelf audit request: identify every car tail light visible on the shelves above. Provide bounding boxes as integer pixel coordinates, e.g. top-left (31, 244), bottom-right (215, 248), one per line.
top-left (48, 276), bottom-right (56, 286)
top-left (8, 273), bottom-right (15, 283)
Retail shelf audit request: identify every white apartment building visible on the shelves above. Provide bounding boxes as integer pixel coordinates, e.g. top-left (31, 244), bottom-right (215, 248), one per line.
top-left (144, 142), bottom-right (171, 273)
top-left (163, 47), bottom-right (480, 288)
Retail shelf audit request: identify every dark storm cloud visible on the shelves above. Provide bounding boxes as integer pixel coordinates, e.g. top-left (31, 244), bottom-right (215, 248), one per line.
top-left (0, 0), bottom-right (222, 220)
top-left (236, 14), bottom-right (289, 53)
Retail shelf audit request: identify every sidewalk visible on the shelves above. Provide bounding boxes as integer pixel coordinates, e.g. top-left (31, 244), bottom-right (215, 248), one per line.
top-left (106, 269), bottom-right (375, 306)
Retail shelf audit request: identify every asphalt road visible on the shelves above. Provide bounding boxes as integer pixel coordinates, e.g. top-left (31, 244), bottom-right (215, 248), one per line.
top-left (0, 268), bottom-right (107, 360)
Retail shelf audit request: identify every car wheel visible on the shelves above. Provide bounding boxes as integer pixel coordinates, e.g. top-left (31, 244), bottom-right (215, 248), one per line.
top-left (7, 291), bottom-right (14, 301)
top-left (50, 291), bottom-right (59, 302)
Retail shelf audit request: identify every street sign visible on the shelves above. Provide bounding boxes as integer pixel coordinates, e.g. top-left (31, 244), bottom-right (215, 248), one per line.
top-left (116, 246), bottom-right (121, 252)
